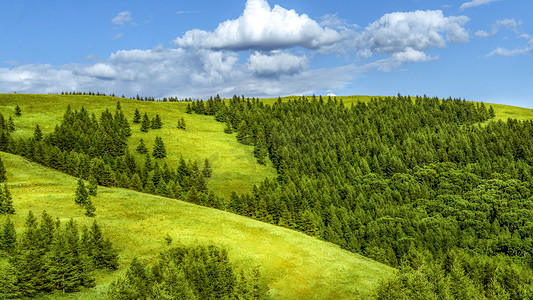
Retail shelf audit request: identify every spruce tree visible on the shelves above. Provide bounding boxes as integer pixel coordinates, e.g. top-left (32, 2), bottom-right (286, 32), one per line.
top-left (140, 113), bottom-right (150, 132)
top-left (0, 156), bottom-right (6, 183)
top-left (74, 178), bottom-right (89, 206)
top-left (151, 114), bottom-right (163, 129)
top-left (1, 217), bottom-right (16, 254)
top-left (136, 138), bottom-right (148, 154)
top-left (7, 117), bottom-right (14, 132)
top-left (85, 198), bottom-right (96, 217)
top-left (152, 136), bottom-right (167, 159)
top-left (133, 108), bottom-right (141, 123)
top-left (87, 175), bottom-right (98, 196)
top-left (224, 118), bottom-right (233, 134)
top-left (2, 184), bottom-right (14, 214)
top-left (202, 158), bottom-right (212, 178)
top-left (34, 124), bottom-right (43, 141)
top-left (177, 117), bottom-right (186, 130)
top-left (14, 105), bottom-right (21, 116)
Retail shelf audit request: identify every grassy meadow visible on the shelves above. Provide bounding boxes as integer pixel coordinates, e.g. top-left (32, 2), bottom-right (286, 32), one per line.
top-left (2, 151), bottom-right (394, 299)
top-left (0, 94), bottom-right (276, 199)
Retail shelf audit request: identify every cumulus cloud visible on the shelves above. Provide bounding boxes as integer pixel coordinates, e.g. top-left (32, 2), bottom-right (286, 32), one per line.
top-left (460, 0), bottom-right (501, 10)
top-left (174, 0), bottom-right (342, 51)
top-left (247, 51), bottom-right (307, 76)
top-left (354, 10), bottom-right (468, 70)
top-left (112, 11), bottom-right (133, 25)
top-left (358, 10), bottom-right (469, 55)
top-left (78, 63), bottom-right (118, 79)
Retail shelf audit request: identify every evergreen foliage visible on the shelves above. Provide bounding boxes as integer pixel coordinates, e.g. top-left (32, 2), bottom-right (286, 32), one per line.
top-left (152, 136), bottom-right (167, 159)
top-left (133, 108), bottom-right (141, 123)
top-left (136, 138), bottom-right (148, 154)
top-left (151, 114), bottom-right (163, 129)
top-left (1, 211), bottom-right (116, 297)
top-left (106, 244), bottom-right (266, 299)
top-left (14, 105), bottom-right (21, 116)
top-left (140, 113), bottom-right (150, 132)
top-left (33, 124), bottom-right (43, 141)
top-left (194, 94), bottom-right (533, 297)
top-left (0, 156), bottom-right (6, 183)
top-left (0, 184), bottom-right (15, 214)
top-left (177, 117), bottom-right (186, 130)
top-left (74, 178), bottom-right (88, 206)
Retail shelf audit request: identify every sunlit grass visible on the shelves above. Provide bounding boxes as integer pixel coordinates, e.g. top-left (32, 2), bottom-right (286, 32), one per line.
top-left (3, 152), bottom-right (394, 299)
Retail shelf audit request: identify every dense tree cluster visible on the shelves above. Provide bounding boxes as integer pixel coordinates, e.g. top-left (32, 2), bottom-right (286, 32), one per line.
top-left (0, 211), bottom-right (118, 298)
top-left (194, 94), bottom-right (533, 297)
top-left (107, 244), bottom-right (265, 299)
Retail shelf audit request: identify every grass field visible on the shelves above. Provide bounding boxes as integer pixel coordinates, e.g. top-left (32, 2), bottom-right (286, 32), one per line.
top-left (2, 152), bottom-right (394, 299)
top-left (0, 94), bottom-right (276, 199)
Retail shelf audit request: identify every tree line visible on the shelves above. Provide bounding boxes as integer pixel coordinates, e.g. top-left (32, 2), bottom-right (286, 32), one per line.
top-left (107, 244), bottom-right (266, 299)
top-left (0, 211), bottom-right (118, 298)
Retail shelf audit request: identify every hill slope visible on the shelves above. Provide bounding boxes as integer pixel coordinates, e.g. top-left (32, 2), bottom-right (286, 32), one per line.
top-left (3, 151), bottom-right (394, 299)
top-left (0, 93), bottom-right (277, 199)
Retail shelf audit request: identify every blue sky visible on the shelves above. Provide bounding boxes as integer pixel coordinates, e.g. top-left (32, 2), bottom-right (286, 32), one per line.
top-left (0, 0), bottom-right (531, 108)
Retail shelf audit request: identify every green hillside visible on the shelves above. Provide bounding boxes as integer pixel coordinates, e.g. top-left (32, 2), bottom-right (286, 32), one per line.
top-left (2, 151), bottom-right (393, 299)
top-left (0, 94), bottom-right (277, 199)
top-left (2, 93), bottom-right (533, 299)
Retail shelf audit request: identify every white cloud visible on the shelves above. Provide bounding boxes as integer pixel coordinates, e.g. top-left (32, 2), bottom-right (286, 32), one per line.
top-left (0, 47), bottom-right (355, 99)
top-left (476, 18), bottom-right (520, 38)
top-left (247, 51), bottom-right (307, 76)
top-left (364, 48), bottom-right (438, 72)
top-left (174, 0), bottom-right (342, 51)
top-left (113, 33), bottom-right (124, 40)
top-left (475, 30), bottom-right (490, 38)
top-left (112, 11), bottom-right (133, 25)
top-left (357, 10), bottom-right (469, 56)
top-left (488, 38), bottom-right (533, 57)
top-left (460, 0), bottom-right (501, 11)
top-left (79, 63), bottom-right (118, 79)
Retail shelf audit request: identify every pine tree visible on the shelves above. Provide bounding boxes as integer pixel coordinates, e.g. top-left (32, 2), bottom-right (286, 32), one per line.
top-left (74, 178), bottom-right (89, 206)
top-left (87, 175), bottom-right (98, 196)
top-left (129, 173), bottom-right (143, 191)
top-left (224, 118), bottom-right (233, 134)
top-left (202, 158), bottom-right (212, 178)
top-left (177, 117), bottom-right (186, 130)
top-left (140, 113), bottom-right (150, 132)
top-left (151, 114), bottom-right (163, 129)
top-left (0, 156), bottom-right (6, 183)
top-left (14, 105), bottom-right (21, 116)
top-left (116, 101), bottom-right (122, 110)
top-left (133, 109), bottom-right (141, 123)
top-left (136, 138), bottom-right (148, 154)
top-left (34, 124), bottom-right (43, 141)
top-left (2, 184), bottom-right (14, 214)
top-left (152, 136), bottom-right (167, 159)
top-left (185, 103), bottom-right (193, 114)
top-left (7, 117), bottom-right (14, 132)
top-left (85, 198), bottom-right (96, 217)
top-left (1, 216), bottom-right (16, 254)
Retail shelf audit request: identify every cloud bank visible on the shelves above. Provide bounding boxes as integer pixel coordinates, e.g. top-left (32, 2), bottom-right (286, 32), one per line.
top-left (0, 0), bottom-right (472, 98)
